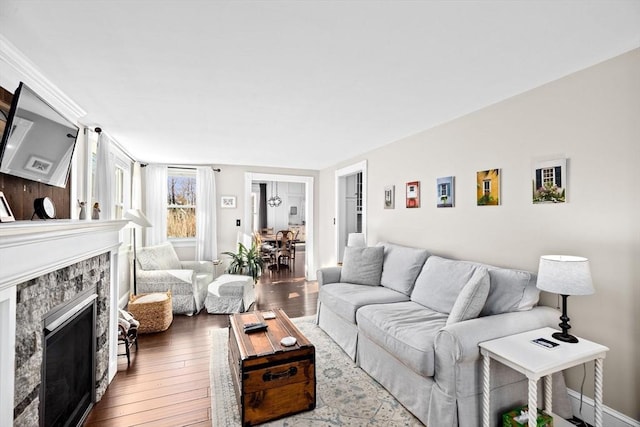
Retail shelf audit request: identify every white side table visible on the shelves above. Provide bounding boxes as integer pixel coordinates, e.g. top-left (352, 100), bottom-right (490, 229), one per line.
top-left (479, 327), bottom-right (608, 427)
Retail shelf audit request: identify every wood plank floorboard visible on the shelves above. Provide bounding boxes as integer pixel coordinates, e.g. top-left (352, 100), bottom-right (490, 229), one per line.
top-left (84, 251), bottom-right (317, 426)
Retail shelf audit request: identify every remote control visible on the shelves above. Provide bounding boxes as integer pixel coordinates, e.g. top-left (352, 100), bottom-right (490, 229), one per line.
top-left (531, 337), bottom-right (559, 349)
top-left (244, 323), bottom-right (268, 333)
top-left (243, 322), bottom-right (264, 329)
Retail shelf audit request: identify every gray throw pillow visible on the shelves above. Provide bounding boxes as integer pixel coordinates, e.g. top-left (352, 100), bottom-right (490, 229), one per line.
top-left (377, 242), bottom-right (430, 295)
top-left (411, 256), bottom-right (486, 313)
top-left (341, 246), bottom-right (384, 286)
top-left (446, 269), bottom-right (490, 325)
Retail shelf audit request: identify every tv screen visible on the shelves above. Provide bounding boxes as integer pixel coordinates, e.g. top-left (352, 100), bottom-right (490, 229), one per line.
top-left (0, 82), bottom-right (79, 188)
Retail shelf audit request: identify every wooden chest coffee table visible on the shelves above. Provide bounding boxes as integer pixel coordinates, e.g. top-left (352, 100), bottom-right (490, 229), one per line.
top-left (228, 308), bottom-right (316, 426)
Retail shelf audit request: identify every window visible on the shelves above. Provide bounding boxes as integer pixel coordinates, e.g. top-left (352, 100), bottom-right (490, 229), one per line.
top-left (483, 180), bottom-right (491, 195)
top-left (542, 167), bottom-right (556, 186)
top-left (439, 183), bottom-right (449, 197)
top-left (167, 168), bottom-right (196, 238)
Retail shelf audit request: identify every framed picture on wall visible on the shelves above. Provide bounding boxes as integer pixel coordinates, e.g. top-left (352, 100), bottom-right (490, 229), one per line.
top-left (406, 181), bottom-right (420, 208)
top-left (477, 169), bottom-right (501, 206)
top-left (384, 185), bottom-right (395, 209)
top-left (220, 196), bottom-right (236, 208)
top-left (436, 176), bottom-right (455, 208)
top-left (532, 158), bottom-right (567, 204)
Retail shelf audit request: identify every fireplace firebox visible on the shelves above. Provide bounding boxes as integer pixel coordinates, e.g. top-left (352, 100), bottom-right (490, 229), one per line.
top-left (41, 288), bottom-right (97, 427)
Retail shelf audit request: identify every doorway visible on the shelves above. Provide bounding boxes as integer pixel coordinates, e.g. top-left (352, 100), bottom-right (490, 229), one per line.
top-left (335, 160), bottom-right (367, 263)
top-left (244, 173), bottom-right (315, 280)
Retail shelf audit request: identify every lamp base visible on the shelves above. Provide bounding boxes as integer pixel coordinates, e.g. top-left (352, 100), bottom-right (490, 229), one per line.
top-left (552, 331), bottom-right (579, 343)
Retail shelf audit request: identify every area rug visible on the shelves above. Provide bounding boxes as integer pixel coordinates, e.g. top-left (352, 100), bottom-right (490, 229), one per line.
top-left (210, 316), bottom-right (423, 426)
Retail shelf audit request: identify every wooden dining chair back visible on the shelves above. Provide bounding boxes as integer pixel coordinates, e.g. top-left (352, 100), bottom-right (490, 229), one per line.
top-left (275, 230), bottom-right (294, 269)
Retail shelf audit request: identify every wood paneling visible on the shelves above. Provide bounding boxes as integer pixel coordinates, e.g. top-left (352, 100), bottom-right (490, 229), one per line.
top-left (0, 85), bottom-right (71, 220)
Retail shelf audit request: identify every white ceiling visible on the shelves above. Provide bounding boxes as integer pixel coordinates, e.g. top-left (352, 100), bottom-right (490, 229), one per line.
top-left (1, 1), bottom-right (638, 170)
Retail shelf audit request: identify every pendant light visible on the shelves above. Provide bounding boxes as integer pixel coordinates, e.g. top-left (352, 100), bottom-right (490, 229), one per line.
top-left (267, 181), bottom-right (283, 208)
top-left (273, 182), bottom-right (282, 207)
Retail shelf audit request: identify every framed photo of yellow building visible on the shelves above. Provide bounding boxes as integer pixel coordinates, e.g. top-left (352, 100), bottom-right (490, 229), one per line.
top-left (477, 169), bottom-right (500, 206)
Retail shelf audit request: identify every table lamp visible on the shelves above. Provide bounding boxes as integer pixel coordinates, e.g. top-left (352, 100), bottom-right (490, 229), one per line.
top-left (536, 255), bottom-right (594, 343)
top-left (124, 209), bottom-right (152, 295)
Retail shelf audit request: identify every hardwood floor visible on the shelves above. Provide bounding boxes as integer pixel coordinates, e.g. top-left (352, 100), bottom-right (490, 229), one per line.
top-left (84, 251), bottom-right (317, 426)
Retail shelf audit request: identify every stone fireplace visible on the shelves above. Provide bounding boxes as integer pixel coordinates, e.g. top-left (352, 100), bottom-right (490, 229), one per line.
top-left (0, 220), bottom-right (126, 426)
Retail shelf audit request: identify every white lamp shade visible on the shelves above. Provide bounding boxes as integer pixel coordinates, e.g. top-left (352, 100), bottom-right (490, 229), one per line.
top-left (124, 209), bottom-right (152, 228)
top-left (536, 255), bottom-right (594, 295)
top-left (347, 233), bottom-right (366, 247)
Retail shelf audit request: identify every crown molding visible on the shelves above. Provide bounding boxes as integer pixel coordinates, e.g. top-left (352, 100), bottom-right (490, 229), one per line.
top-left (0, 34), bottom-right (86, 121)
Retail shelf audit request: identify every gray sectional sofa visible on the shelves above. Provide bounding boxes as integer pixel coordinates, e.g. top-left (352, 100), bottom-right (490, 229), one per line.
top-left (316, 242), bottom-right (571, 427)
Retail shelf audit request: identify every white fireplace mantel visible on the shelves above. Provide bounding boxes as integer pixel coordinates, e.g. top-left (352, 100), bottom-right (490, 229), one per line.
top-left (0, 219), bottom-right (127, 425)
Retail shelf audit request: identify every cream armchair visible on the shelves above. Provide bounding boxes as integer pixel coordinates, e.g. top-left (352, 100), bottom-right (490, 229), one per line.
top-left (135, 242), bottom-right (215, 315)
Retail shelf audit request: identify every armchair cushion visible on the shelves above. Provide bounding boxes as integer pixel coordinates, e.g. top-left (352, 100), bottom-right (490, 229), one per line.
top-left (137, 242), bottom-right (181, 270)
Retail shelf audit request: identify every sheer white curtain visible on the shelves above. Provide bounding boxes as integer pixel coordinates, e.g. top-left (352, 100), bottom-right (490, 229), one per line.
top-left (144, 164), bottom-right (168, 246)
top-left (94, 132), bottom-right (114, 220)
top-left (195, 167), bottom-right (217, 261)
top-left (131, 162), bottom-right (143, 210)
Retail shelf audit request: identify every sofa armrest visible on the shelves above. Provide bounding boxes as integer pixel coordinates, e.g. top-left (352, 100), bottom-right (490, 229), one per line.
top-left (317, 266), bottom-right (342, 286)
top-left (433, 306), bottom-right (560, 394)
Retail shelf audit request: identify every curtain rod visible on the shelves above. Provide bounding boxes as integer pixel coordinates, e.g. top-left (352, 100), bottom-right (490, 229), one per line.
top-left (140, 163), bottom-right (221, 172)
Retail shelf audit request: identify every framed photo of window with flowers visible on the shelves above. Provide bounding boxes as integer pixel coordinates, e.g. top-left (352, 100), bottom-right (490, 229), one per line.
top-left (532, 158), bottom-right (567, 204)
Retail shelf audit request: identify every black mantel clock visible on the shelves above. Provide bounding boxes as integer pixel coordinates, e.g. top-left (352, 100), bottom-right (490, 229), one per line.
top-left (33, 197), bottom-right (56, 220)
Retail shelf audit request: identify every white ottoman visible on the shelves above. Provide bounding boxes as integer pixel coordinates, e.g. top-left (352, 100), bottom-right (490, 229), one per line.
top-left (204, 274), bottom-right (255, 314)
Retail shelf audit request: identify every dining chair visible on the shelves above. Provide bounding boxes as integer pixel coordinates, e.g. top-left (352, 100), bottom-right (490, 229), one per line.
top-left (274, 230), bottom-right (294, 270)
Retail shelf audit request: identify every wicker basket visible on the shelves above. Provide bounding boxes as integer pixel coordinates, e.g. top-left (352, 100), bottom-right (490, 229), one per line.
top-left (128, 291), bottom-right (173, 333)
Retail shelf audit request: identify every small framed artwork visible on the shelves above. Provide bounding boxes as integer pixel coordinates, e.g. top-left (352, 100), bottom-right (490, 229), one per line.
top-left (436, 176), bottom-right (455, 208)
top-left (384, 185), bottom-right (395, 209)
top-left (24, 156), bottom-right (53, 174)
top-left (406, 181), bottom-right (420, 208)
top-left (0, 191), bottom-right (16, 222)
top-left (532, 158), bottom-right (567, 204)
top-left (220, 196), bottom-right (236, 208)
top-left (477, 169), bottom-right (501, 206)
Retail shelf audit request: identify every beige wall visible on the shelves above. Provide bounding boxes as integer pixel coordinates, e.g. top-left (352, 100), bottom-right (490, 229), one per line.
top-left (318, 49), bottom-right (640, 419)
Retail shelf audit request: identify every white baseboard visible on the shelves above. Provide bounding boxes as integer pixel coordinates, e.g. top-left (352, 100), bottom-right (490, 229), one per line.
top-left (567, 388), bottom-right (639, 427)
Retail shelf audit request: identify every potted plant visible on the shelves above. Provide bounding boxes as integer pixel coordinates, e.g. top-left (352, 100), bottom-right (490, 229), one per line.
top-left (222, 241), bottom-right (264, 283)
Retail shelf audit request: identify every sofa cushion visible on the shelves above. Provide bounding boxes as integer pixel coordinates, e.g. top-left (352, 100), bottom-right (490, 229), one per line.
top-left (340, 246), bottom-right (384, 286)
top-left (411, 256), bottom-right (488, 314)
top-left (356, 301), bottom-right (448, 377)
top-left (137, 242), bottom-right (182, 270)
top-left (377, 242), bottom-right (430, 296)
top-left (319, 283), bottom-right (410, 323)
top-left (481, 268), bottom-right (539, 315)
top-left (446, 269), bottom-right (490, 325)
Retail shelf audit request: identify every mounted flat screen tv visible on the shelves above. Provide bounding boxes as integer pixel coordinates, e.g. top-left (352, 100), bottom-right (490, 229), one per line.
top-left (0, 82), bottom-right (79, 188)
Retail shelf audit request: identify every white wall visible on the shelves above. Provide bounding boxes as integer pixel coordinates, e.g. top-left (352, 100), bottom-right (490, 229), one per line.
top-left (317, 49), bottom-right (640, 420)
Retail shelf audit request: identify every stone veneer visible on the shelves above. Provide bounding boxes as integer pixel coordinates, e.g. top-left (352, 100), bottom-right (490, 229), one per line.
top-left (13, 253), bottom-right (111, 426)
